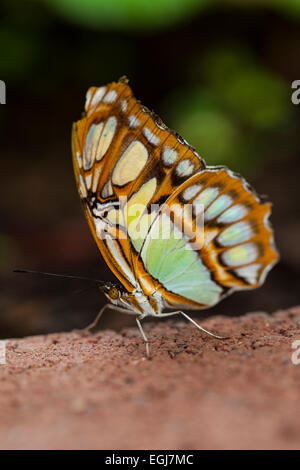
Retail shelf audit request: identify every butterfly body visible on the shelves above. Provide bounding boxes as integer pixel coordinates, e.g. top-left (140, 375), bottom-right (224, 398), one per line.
top-left (100, 281), bottom-right (164, 317)
top-left (72, 78), bottom-right (279, 354)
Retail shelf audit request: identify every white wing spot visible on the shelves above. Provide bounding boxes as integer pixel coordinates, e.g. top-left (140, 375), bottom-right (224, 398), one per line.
top-left (205, 194), bottom-right (233, 221)
top-left (222, 243), bottom-right (259, 267)
top-left (85, 174), bottom-right (92, 190)
top-left (96, 116), bottom-right (117, 161)
top-left (193, 187), bottom-right (219, 209)
top-left (92, 166), bottom-right (101, 193)
top-left (104, 90), bottom-right (117, 103)
top-left (218, 221), bottom-right (254, 247)
top-left (234, 263), bottom-right (262, 284)
top-left (176, 159), bottom-right (194, 177)
top-left (218, 204), bottom-right (249, 224)
top-left (79, 175), bottom-right (87, 198)
top-left (84, 122), bottom-right (104, 170)
top-left (112, 141), bottom-right (148, 186)
top-left (162, 147), bottom-right (177, 166)
top-left (128, 115), bottom-right (140, 129)
top-left (87, 87), bottom-right (106, 109)
top-left (182, 184), bottom-right (202, 201)
top-left (143, 127), bottom-right (160, 146)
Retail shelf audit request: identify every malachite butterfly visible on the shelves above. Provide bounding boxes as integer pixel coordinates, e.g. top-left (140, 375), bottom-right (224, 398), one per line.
top-left (72, 77), bottom-right (279, 356)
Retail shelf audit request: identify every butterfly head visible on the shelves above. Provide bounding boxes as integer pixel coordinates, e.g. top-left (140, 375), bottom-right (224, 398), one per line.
top-left (98, 281), bottom-right (158, 316)
top-left (98, 281), bottom-right (121, 301)
top-left (97, 281), bottom-right (135, 311)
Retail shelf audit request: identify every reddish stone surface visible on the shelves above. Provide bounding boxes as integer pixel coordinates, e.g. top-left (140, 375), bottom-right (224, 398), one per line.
top-left (0, 307), bottom-right (300, 450)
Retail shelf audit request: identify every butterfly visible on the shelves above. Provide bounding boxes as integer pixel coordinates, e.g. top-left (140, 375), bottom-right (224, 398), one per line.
top-left (72, 77), bottom-right (279, 356)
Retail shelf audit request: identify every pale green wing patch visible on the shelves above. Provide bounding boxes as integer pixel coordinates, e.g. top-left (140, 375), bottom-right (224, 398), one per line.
top-left (140, 213), bottom-right (222, 306)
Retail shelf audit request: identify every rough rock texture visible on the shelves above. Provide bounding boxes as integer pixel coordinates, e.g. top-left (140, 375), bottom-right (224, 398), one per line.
top-left (0, 307), bottom-right (300, 450)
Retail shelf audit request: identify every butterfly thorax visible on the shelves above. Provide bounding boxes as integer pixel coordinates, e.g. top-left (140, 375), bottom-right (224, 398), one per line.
top-left (100, 282), bottom-right (164, 317)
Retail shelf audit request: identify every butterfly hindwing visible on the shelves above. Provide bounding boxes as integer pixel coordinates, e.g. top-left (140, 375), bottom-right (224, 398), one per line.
top-left (134, 167), bottom-right (278, 309)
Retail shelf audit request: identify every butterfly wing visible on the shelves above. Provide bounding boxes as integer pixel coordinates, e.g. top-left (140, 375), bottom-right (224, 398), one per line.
top-left (136, 167), bottom-right (278, 310)
top-left (72, 78), bottom-right (278, 310)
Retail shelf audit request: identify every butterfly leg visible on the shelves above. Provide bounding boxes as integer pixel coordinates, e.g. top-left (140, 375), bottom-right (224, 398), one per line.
top-left (80, 304), bottom-right (109, 332)
top-left (136, 315), bottom-right (150, 358)
top-left (78, 304), bottom-right (131, 333)
top-left (180, 311), bottom-right (228, 339)
top-left (156, 311), bottom-right (227, 339)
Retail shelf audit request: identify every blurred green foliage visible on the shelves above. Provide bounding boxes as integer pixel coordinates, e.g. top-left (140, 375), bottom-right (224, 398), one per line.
top-left (201, 47), bottom-right (290, 130)
top-left (273, 0), bottom-right (300, 18)
top-left (0, 27), bottom-right (40, 79)
top-left (0, 0), bottom-right (299, 177)
top-left (165, 46), bottom-right (294, 174)
top-left (45, 0), bottom-right (300, 31)
top-left (46, 0), bottom-right (211, 31)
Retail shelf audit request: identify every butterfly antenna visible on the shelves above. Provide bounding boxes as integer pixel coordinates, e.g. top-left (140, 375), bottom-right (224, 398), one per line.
top-left (72, 284), bottom-right (99, 295)
top-left (13, 269), bottom-right (106, 286)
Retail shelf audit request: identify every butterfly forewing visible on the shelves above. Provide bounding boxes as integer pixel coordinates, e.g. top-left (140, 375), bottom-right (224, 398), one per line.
top-left (72, 79), bottom-right (206, 294)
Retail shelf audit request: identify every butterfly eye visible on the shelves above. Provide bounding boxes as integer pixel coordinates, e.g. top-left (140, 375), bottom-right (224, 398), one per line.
top-left (108, 287), bottom-right (119, 300)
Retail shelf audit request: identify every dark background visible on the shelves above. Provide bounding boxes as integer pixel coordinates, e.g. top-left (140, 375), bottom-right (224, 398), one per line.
top-left (1, 0), bottom-right (300, 339)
